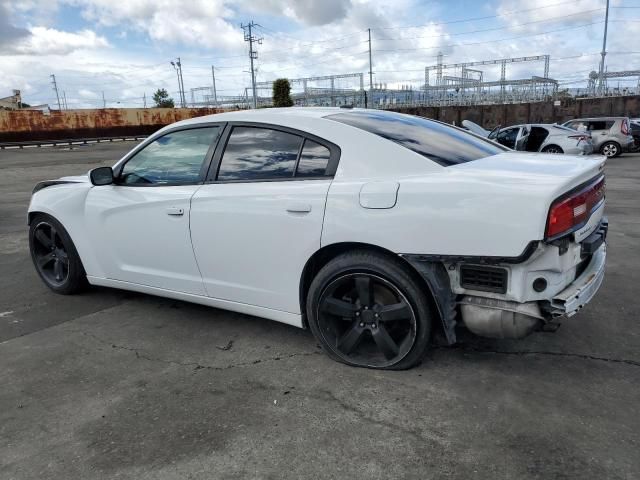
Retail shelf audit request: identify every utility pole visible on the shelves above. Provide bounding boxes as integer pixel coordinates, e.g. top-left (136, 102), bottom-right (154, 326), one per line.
top-left (143, 93), bottom-right (147, 108)
top-left (368, 28), bottom-right (373, 101)
top-left (102, 91), bottom-right (106, 108)
top-left (171, 58), bottom-right (186, 107)
top-left (178, 58), bottom-right (186, 107)
top-left (598, 0), bottom-right (610, 94)
top-left (50, 74), bottom-right (61, 110)
top-left (211, 65), bottom-right (218, 106)
top-left (241, 22), bottom-right (263, 109)
top-left (62, 91), bottom-right (68, 110)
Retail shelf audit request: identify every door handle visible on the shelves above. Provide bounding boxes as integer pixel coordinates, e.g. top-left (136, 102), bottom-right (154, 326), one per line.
top-left (286, 203), bottom-right (312, 214)
top-left (166, 207), bottom-right (184, 216)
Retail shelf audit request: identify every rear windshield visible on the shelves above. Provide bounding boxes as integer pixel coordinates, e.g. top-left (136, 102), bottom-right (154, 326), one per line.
top-left (326, 110), bottom-right (507, 166)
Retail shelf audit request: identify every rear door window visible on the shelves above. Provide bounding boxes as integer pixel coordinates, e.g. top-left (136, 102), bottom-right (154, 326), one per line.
top-left (217, 127), bottom-right (303, 181)
top-left (296, 140), bottom-right (331, 177)
top-left (326, 110), bottom-right (506, 167)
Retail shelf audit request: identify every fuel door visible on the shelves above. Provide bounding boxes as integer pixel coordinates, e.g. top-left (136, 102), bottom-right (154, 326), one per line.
top-left (359, 181), bottom-right (400, 209)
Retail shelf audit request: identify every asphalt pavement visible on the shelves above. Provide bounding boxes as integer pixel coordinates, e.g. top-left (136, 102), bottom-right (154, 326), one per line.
top-left (1, 142), bottom-right (638, 479)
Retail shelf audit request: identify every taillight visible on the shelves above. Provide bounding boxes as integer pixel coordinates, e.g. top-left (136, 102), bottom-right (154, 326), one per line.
top-left (546, 177), bottom-right (606, 239)
top-left (621, 119), bottom-right (629, 135)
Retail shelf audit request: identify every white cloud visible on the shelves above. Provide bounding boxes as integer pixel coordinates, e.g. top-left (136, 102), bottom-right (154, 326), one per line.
top-left (10, 27), bottom-right (110, 55)
top-left (69, 0), bottom-right (244, 50)
top-left (240, 0), bottom-right (352, 26)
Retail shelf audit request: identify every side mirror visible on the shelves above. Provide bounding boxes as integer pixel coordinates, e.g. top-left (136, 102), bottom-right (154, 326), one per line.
top-left (89, 166), bottom-right (114, 186)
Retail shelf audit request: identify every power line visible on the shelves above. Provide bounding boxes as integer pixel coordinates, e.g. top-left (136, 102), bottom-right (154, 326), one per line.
top-left (375, 9), bottom-right (606, 42)
top-left (374, 21), bottom-right (604, 52)
top-left (373, 0), bottom-right (594, 30)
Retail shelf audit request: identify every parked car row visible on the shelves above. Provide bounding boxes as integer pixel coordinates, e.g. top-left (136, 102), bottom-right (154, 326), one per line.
top-left (462, 116), bottom-right (634, 158)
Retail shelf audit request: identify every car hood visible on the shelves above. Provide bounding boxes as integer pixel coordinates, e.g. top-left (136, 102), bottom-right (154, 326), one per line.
top-left (59, 174), bottom-right (90, 182)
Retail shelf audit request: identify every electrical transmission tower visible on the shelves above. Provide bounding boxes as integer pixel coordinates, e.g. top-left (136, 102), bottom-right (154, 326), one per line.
top-left (50, 74), bottom-right (61, 110)
top-left (241, 22), bottom-right (263, 109)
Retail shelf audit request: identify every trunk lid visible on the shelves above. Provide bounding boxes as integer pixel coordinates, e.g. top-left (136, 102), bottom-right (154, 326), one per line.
top-left (453, 151), bottom-right (606, 198)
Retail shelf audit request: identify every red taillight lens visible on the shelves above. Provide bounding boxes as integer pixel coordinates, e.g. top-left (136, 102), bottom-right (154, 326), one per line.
top-left (546, 177), bottom-right (605, 239)
top-left (621, 119), bottom-right (629, 135)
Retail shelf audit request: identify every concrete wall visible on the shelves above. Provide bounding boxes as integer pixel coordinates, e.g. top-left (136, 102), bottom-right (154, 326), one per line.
top-left (0, 107), bottom-right (223, 143)
top-left (394, 95), bottom-right (640, 128)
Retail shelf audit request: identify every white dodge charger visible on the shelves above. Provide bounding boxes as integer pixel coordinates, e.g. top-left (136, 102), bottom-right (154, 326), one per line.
top-left (28, 108), bottom-right (607, 369)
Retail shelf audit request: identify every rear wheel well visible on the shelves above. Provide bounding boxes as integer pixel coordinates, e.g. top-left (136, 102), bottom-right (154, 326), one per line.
top-left (299, 242), bottom-right (442, 330)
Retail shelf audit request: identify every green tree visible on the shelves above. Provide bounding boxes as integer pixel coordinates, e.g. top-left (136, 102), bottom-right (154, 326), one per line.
top-left (152, 88), bottom-right (175, 108)
top-left (272, 78), bottom-right (293, 107)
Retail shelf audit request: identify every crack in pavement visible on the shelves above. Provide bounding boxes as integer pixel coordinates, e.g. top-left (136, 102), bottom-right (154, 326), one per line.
top-left (439, 344), bottom-right (640, 367)
top-left (72, 329), bottom-right (322, 371)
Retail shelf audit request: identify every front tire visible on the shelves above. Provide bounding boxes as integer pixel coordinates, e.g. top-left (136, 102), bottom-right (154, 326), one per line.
top-left (29, 213), bottom-right (88, 294)
top-left (306, 250), bottom-right (432, 370)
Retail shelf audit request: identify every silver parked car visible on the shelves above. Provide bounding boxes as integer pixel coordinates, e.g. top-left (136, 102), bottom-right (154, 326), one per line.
top-left (562, 117), bottom-right (634, 157)
top-left (462, 121), bottom-right (594, 155)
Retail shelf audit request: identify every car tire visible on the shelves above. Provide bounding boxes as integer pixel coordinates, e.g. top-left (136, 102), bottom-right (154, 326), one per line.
top-left (600, 141), bottom-right (621, 158)
top-left (306, 250), bottom-right (432, 370)
top-left (29, 213), bottom-right (88, 295)
top-left (541, 145), bottom-right (563, 154)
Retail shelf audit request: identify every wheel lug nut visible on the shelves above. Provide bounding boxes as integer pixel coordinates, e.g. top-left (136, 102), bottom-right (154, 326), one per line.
top-left (372, 323), bottom-right (377, 328)
top-left (359, 322), bottom-right (364, 327)
top-left (374, 313), bottom-right (379, 318)
top-left (355, 312), bottom-right (360, 316)
top-left (364, 306), bottom-right (368, 310)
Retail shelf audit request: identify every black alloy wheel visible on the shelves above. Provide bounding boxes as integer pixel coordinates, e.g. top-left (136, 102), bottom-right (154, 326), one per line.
top-left (32, 221), bottom-right (70, 286)
top-left (29, 213), bottom-right (87, 294)
top-left (316, 273), bottom-right (417, 368)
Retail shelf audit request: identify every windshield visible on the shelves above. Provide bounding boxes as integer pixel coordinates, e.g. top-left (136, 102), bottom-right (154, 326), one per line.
top-left (326, 110), bottom-right (507, 166)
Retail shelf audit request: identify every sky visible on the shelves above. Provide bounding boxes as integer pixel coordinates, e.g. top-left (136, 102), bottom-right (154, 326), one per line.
top-left (1, 0), bottom-right (639, 108)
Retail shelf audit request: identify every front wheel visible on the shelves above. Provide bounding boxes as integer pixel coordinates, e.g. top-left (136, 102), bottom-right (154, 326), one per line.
top-left (306, 251), bottom-right (432, 370)
top-left (29, 213), bottom-right (88, 294)
top-left (600, 141), bottom-right (621, 157)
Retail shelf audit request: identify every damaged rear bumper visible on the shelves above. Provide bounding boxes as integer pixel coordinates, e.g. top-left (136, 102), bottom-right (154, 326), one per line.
top-left (546, 243), bottom-right (606, 318)
top-left (459, 242), bottom-right (606, 339)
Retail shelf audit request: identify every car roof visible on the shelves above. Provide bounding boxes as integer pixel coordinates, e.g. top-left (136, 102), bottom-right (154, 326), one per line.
top-left (172, 107), bottom-right (363, 127)
top-left (568, 117), bottom-right (627, 121)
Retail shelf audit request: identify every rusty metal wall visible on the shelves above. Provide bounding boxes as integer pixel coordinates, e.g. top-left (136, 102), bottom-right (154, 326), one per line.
top-left (394, 95), bottom-right (640, 128)
top-left (2, 97), bottom-right (639, 143)
top-left (0, 108), bottom-right (223, 142)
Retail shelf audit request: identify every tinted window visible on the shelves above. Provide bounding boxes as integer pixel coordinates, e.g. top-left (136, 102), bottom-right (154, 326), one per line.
top-left (296, 140), bottom-right (330, 177)
top-left (326, 110), bottom-right (506, 166)
top-left (217, 127), bottom-right (303, 181)
top-left (496, 127), bottom-right (520, 149)
top-left (120, 127), bottom-right (219, 185)
top-left (589, 121), bottom-right (614, 131)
